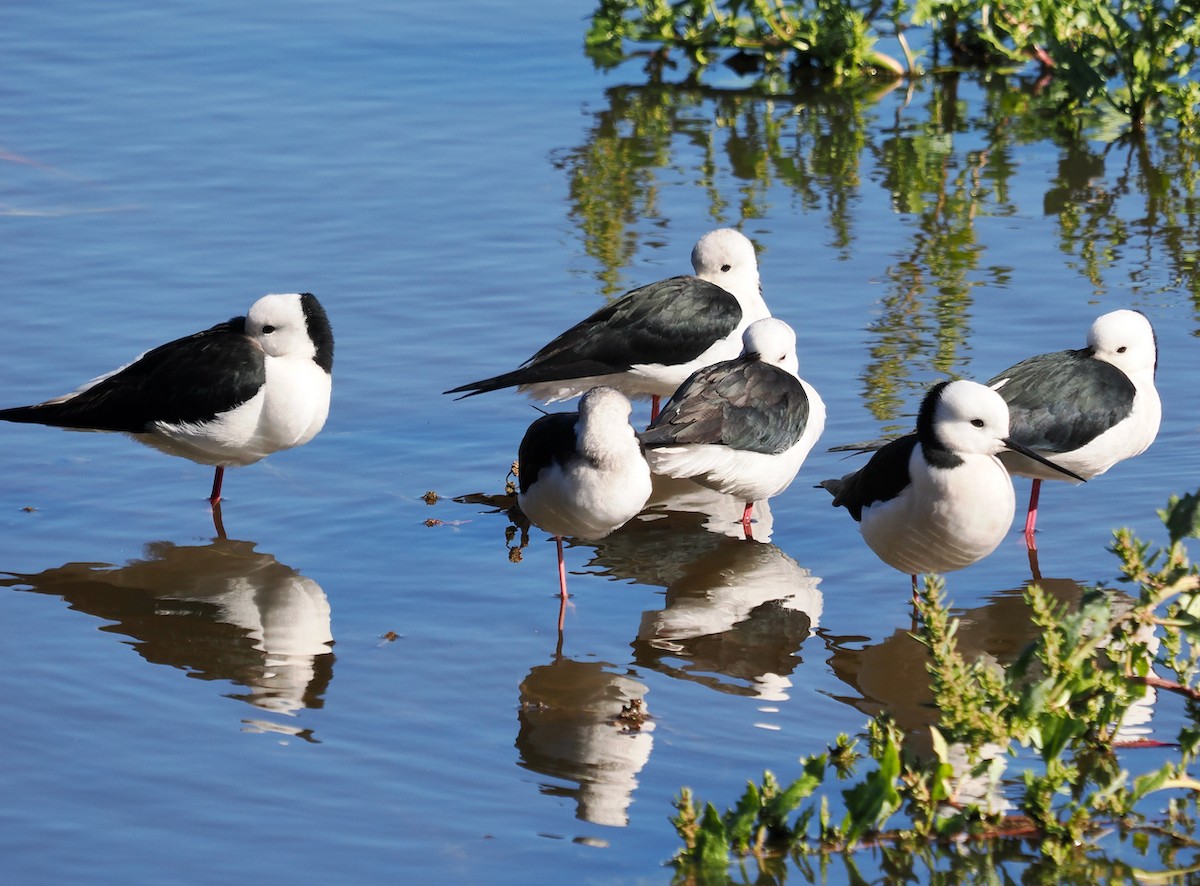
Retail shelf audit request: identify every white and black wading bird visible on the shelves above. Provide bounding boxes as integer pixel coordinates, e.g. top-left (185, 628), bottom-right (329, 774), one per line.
top-left (639, 318), bottom-right (825, 540)
top-left (820, 380), bottom-right (1085, 593)
top-left (517, 387), bottom-right (652, 629)
top-left (447, 228), bottom-right (769, 420)
top-left (0, 292), bottom-right (333, 507)
top-left (986, 308), bottom-right (1160, 543)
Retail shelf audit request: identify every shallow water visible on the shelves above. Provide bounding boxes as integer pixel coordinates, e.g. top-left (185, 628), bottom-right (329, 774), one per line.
top-left (2, 2), bottom-right (1198, 883)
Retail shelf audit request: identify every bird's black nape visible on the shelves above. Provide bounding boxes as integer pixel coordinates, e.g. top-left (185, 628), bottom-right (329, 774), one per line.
top-left (915, 380), bottom-right (964, 470)
top-left (517, 412), bottom-right (580, 495)
top-left (300, 293), bottom-right (334, 373)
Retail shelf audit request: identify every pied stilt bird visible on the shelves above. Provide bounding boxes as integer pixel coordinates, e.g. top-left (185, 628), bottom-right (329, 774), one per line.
top-left (820, 380), bottom-right (1085, 591)
top-left (517, 387), bottom-right (652, 627)
top-left (0, 292), bottom-right (333, 506)
top-left (639, 318), bottom-right (825, 539)
top-left (447, 228), bottom-right (768, 420)
top-left (986, 308), bottom-right (1160, 542)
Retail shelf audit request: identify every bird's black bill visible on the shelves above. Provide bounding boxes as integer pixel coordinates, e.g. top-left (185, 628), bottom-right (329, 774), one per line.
top-left (1003, 439), bottom-right (1087, 482)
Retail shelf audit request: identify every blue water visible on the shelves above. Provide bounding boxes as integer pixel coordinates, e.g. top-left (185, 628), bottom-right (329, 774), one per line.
top-left (2, 2), bottom-right (1198, 883)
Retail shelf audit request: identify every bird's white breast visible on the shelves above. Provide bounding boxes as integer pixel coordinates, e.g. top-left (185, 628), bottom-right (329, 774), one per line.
top-left (520, 415), bottom-right (651, 542)
top-left (644, 380), bottom-right (826, 502)
top-left (148, 354), bottom-right (331, 467)
top-left (861, 451), bottom-right (1016, 575)
top-left (520, 454), bottom-right (651, 542)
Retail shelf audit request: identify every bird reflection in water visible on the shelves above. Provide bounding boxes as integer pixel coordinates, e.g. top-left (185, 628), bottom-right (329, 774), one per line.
top-left (516, 652), bottom-right (654, 829)
top-left (1, 538), bottom-right (334, 739)
top-left (641, 473), bottom-right (777, 541)
top-left (592, 479), bottom-right (824, 700)
top-left (458, 473), bottom-right (822, 695)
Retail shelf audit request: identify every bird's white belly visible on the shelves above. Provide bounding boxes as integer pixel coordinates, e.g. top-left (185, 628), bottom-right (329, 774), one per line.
top-left (626, 330), bottom-right (752, 397)
top-left (520, 457), bottom-right (652, 542)
top-left (645, 442), bottom-right (799, 502)
top-left (645, 383), bottom-right (825, 502)
top-left (520, 371), bottom-right (662, 405)
top-left (147, 359), bottom-right (331, 467)
top-left (861, 455), bottom-right (1016, 575)
top-left (1002, 386), bottom-right (1161, 482)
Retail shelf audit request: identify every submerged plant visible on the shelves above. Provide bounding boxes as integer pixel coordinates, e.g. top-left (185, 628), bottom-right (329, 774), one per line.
top-left (670, 490), bottom-right (1200, 881)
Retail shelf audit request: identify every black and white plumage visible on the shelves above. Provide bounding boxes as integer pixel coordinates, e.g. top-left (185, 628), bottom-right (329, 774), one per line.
top-left (820, 380), bottom-right (1085, 586)
top-left (987, 308), bottom-right (1160, 540)
top-left (446, 228), bottom-right (768, 418)
top-left (0, 292), bottom-right (333, 505)
top-left (517, 387), bottom-right (652, 624)
top-left (639, 318), bottom-right (825, 539)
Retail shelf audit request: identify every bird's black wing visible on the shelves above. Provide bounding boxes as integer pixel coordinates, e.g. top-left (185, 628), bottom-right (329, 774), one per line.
top-left (640, 358), bottom-right (809, 455)
top-left (987, 348), bottom-right (1135, 453)
top-left (446, 276), bottom-right (742, 396)
top-left (0, 318), bottom-right (266, 432)
top-left (819, 434), bottom-right (919, 522)
top-left (517, 411), bottom-right (580, 494)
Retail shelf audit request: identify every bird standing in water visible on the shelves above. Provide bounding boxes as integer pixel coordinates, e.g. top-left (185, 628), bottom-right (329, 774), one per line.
top-left (518, 386), bottom-right (651, 629)
top-left (821, 380), bottom-right (1085, 593)
top-left (986, 309), bottom-right (1160, 544)
top-left (640, 318), bottom-right (824, 540)
top-left (0, 292), bottom-right (333, 508)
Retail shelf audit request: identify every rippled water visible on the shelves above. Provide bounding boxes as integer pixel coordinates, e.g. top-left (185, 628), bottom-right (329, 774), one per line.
top-left (2, 2), bottom-right (1198, 883)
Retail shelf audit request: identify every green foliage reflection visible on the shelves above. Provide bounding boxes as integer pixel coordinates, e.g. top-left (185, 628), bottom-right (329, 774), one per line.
top-left (560, 75), bottom-right (1200, 423)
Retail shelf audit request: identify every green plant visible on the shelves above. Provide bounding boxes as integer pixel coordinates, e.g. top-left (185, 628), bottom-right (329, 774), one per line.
top-left (670, 490), bottom-right (1200, 882)
top-left (586, 0), bottom-right (904, 86)
top-left (1036, 0), bottom-right (1200, 130)
top-left (586, 0), bottom-right (1200, 128)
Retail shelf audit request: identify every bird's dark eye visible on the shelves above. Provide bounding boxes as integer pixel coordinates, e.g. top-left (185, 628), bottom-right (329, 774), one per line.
top-left (971, 419), bottom-right (985, 427)
top-left (262, 325), bottom-right (276, 334)
top-left (720, 264), bottom-right (731, 272)
top-left (1117, 345), bottom-right (1127, 353)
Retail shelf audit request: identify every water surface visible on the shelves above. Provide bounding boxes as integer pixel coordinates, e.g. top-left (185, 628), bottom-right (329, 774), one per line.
top-left (2, 2), bottom-right (1198, 883)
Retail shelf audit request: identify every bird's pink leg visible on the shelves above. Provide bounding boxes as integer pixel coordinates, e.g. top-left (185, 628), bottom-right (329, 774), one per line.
top-left (1023, 479), bottom-right (1042, 546)
top-left (209, 466), bottom-right (225, 506)
top-left (741, 502), bottom-right (755, 540)
top-left (650, 395), bottom-right (661, 423)
top-left (556, 536), bottom-right (568, 600)
top-left (555, 536), bottom-right (570, 632)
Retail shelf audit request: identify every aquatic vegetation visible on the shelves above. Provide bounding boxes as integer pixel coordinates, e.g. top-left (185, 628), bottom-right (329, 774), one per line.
top-left (587, 0), bottom-right (1200, 128)
top-left (669, 490), bottom-right (1200, 881)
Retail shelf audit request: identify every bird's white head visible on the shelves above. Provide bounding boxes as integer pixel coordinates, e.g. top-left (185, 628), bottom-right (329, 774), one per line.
top-left (923, 379), bottom-right (1087, 481)
top-left (690, 228), bottom-right (760, 298)
top-left (741, 317), bottom-right (799, 377)
top-left (926, 380), bottom-right (1014, 457)
top-left (579, 385), bottom-right (634, 424)
top-left (246, 293), bottom-right (334, 371)
top-left (1086, 309), bottom-right (1157, 379)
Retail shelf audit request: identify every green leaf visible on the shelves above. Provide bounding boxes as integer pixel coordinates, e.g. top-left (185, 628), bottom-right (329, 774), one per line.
top-left (841, 732), bottom-right (902, 845)
top-left (726, 781), bottom-right (761, 851)
top-left (695, 802), bottom-right (732, 869)
top-left (1159, 491), bottom-right (1200, 544)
